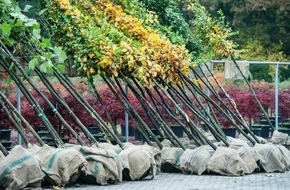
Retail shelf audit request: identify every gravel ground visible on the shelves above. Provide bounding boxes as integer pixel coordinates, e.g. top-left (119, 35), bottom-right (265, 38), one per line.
top-left (43, 171), bottom-right (290, 190)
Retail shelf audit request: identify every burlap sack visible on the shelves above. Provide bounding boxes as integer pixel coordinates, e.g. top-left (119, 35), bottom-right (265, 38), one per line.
top-left (254, 143), bottom-right (288, 172)
top-left (161, 139), bottom-right (173, 147)
top-left (228, 136), bottom-right (249, 148)
top-left (139, 145), bottom-right (162, 172)
top-left (41, 148), bottom-right (87, 186)
top-left (161, 147), bottom-right (184, 172)
top-left (0, 151), bottom-right (4, 161)
top-left (204, 132), bottom-right (218, 143)
top-left (57, 144), bottom-right (122, 185)
top-left (119, 145), bottom-right (157, 180)
top-left (161, 138), bottom-right (197, 149)
top-left (122, 142), bottom-right (134, 149)
top-left (60, 143), bottom-right (82, 149)
top-left (207, 147), bottom-right (247, 176)
top-left (236, 146), bottom-right (259, 174)
top-left (271, 130), bottom-right (290, 146)
top-left (97, 143), bottom-right (122, 154)
top-left (277, 145), bottom-right (290, 169)
top-left (0, 145), bottom-right (45, 190)
top-left (229, 137), bottom-right (260, 163)
top-left (179, 138), bottom-right (198, 150)
top-left (185, 140), bottom-right (198, 150)
top-left (79, 146), bottom-right (122, 185)
top-left (238, 134), bottom-right (268, 147)
top-left (28, 144), bottom-right (55, 162)
top-left (180, 146), bottom-right (213, 175)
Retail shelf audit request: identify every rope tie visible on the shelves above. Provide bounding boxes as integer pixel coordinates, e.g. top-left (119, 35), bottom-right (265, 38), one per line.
top-left (53, 103), bottom-right (58, 113)
top-left (38, 108), bottom-right (48, 121)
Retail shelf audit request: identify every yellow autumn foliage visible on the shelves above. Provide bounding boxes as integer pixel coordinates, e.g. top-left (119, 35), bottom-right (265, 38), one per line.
top-left (50, 0), bottom-right (193, 85)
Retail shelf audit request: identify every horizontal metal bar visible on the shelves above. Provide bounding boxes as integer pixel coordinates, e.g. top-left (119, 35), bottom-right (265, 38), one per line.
top-left (211, 60), bottom-right (290, 65)
top-left (249, 61), bottom-right (290, 65)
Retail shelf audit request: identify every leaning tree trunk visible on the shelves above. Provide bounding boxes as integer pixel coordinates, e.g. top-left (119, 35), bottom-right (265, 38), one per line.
top-left (144, 86), bottom-right (202, 146)
top-left (152, 78), bottom-right (217, 150)
top-left (131, 77), bottom-right (165, 140)
top-left (104, 75), bottom-right (165, 148)
top-left (34, 68), bottom-right (100, 146)
top-left (177, 69), bottom-right (257, 145)
top-left (0, 91), bottom-right (45, 146)
top-left (169, 81), bottom-right (227, 142)
top-left (0, 98), bottom-right (31, 147)
top-left (0, 44), bottom-right (85, 146)
top-left (183, 71), bottom-right (226, 139)
top-left (0, 142), bottom-right (8, 156)
top-left (119, 74), bottom-right (186, 150)
top-left (88, 78), bottom-right (121, 138)
top-left (0, 54), bottom-right (63, 146)
top-left (195, 63), bottom-right (260, 142)
top-left (51, 66), bottom-right (124, 148)
top-left (101, 75), bottom-right (154, 147)
top-left (231, 56), bottom-right (275, 131)
top-left (51, 67), bottom-right (110, 145)
top-left (152, 83), bottom-right (207, 146)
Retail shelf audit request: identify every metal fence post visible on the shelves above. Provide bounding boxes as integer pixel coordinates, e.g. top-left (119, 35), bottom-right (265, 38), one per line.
top-left (275, 63), bottom-right (279, 130)
top-left (17, 87), bottom-right (22, 145)
top-left (124, 83), bottom-right (129, 142)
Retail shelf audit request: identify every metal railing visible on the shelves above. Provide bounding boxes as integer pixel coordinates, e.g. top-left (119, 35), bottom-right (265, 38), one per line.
top-left (210, 60), bottom-right (290, 130)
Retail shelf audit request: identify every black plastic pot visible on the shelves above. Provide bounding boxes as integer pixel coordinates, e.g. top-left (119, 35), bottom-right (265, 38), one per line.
top-left (41, 137), bottom-right (55, 146)
top-left (37, 125), bottom-right (47, 131)
top-left (151, 128), bottom-right (160, 136)
top-left (0, 127), bottom-right (12, 151)
top-left (282, 123), bottom-right (290, 128)
top-left (121, 125), bottom-right (134, 136)
top-left (110, 139), bottom-right (117, 145)
top-left (0, 128), bottom-right (11, 141)
top-left (259, 115), bottom-right (281, 126)
top-left (222, 128), bottom-right (236, 138)
top-left (88, 126), bottom-right (101, 135)
top-left (1, 140), bottom-right (12, 151)
top-left (93, 132), bottom-right (104, 141)
top-left (201, 123), bottom-right (208, 132)
top-left (37, 130), bottom-right (50, 138)
top-left (98, 137), bottom-right (107, 143)
top-left (278, 128), bottom-right (290, 136)
top-left (170, 125), bottom-right (184, 138)
top-left (62, 137), bottom-right (69, 144)
top-left (251, 127), bottom-right (262, 137)
top-left (133, 128), bottom-right (142, 141)
top-left (251, 124), bottom-right (270, 138)
top-left (261, 126), bottom-right (270, 138)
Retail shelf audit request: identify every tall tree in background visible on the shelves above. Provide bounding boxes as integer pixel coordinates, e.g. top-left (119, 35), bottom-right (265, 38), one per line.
top-left (200, 0), bottom-right (290, 55)
top-left (200, 0), bottom-right (290, 81)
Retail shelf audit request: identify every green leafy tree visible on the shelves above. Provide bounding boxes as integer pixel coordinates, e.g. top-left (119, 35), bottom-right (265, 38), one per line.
top-left (0, 0), bottom-right (67, 77)
top-left (137, 0), bottom-right (237, 61)
top-left (200, 0), bottom-right (290, 57)
top-left (200, 0), bottom-right (290, 81)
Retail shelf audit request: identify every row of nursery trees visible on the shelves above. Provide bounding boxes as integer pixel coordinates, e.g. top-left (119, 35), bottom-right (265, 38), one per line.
top-left (0, 0), bottom-right (278, 155)
top-left (2, 83), bottom-right (290, 131)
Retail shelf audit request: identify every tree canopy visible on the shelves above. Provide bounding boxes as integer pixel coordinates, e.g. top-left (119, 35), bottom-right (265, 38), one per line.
top-left (200, 0), bottom-right (290, 58)
top-left (200, 0), bottom-right (290, 81)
